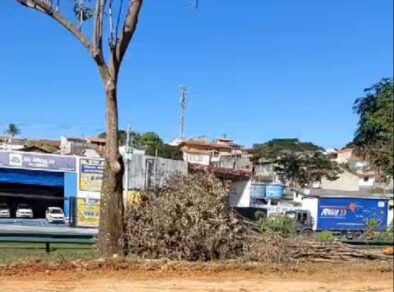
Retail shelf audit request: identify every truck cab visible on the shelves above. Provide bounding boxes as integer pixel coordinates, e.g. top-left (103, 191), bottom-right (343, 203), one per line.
top-left (285, 209), bottom-right (314, 236)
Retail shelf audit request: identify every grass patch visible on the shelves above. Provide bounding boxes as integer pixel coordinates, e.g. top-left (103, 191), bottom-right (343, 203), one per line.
top-left (0, 243), bottom-right (97, 264)
top-left (315, 231), bottom-right (335, 242)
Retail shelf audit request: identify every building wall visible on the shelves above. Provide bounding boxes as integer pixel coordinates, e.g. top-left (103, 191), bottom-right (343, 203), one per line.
top-left (179, 142), bottom-right (234, 166)
top-left (228, 179), bottom-right (251, 207)
top-left (320, 170), bottom-right (360, 191)
top-left (183, 152), bottom-right (211, 165)
top-left (254, 164), bottom-right (275, 176)
top-left (348, 160), bottom-right (369, 172)
top-left (0, 144), bottom-right (24, 151)
top-left (335, 149), bottom-right (353, 163)
top-left (359, 176), bottom-right (375, 188)
top-left (301, 197), bottom-right (318, 230)
top-left (212, 156), bottom-right (252, 170)
top-left (180, 143), bottom-right (231, 154)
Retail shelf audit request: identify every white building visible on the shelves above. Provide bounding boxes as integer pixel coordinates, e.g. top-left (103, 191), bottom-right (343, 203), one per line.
top-left (178, 139), bottom-right (235, 166)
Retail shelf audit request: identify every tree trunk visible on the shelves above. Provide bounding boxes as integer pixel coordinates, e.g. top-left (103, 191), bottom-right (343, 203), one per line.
top-left (98, 83), bottom-right (125, 256)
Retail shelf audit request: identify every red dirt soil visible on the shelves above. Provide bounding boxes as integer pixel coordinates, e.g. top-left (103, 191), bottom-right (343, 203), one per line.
top-left (0, 260), bottom-right (392, 291)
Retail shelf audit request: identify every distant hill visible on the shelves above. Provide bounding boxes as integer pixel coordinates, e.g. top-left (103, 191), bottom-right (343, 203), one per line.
top-left (250, 138), bottom-right (324, 162)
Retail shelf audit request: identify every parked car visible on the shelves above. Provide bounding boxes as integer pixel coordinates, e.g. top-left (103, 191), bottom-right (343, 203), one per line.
top-left (46, 207), bottom-right (65, 223)
top-left (0, 203), bottom-right (10, 218)
top-left (16, 204), bottom-right (33, 218)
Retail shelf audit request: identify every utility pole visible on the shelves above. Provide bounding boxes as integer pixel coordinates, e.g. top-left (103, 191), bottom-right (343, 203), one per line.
top-left (124, 124), bottom-right (131, 208)
top-left (179, 85), bottom-right (188, 140)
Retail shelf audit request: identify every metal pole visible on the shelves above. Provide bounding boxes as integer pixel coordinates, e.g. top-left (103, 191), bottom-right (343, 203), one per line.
top-left (179, 85), bottom-right (187, 140)
top-left (155, 147), bottom-right (158, 188)
top-left (124, 124), bottom-right (131, 209)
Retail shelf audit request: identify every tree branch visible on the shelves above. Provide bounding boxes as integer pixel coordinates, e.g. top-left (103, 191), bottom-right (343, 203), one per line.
top-left (16, 0), bottom-right (93, 53)
top-left (16, 0), bottom-right (111, 81)
top-left (115, 0), bottom-right (143, 69)
top-left (93, 0), bottom-right (106, 55)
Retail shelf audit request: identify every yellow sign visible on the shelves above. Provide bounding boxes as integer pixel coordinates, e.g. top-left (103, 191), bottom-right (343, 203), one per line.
top-left (79, 159), bottom-right (104, 192)
top-left (76, 198), bottom-right (100, 227)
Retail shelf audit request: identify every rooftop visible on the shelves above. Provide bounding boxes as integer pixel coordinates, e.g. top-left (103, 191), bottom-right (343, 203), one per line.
top-left (307, 188), bottom-right (392, 199)
top-left (179, 140), bottom-right (233, 150)
top-left (338, 148), bottom-right (353, 154)
top-left (87, 137), bottom-right (106, 144)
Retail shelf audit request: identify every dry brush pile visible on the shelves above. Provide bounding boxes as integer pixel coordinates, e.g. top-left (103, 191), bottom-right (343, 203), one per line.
top-left (125, 173), bottom-right (247, 261)
top-left (125, 173), bottom-right (393, 263)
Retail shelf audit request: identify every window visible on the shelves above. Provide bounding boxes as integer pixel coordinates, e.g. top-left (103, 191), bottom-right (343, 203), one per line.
top-left (363, 176), bottom-right (369, 182)
top-left (188, 154), bottom-right (204, 162)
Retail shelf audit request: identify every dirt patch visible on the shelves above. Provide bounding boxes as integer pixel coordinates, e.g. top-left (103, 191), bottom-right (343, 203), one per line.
top-left (0, 270), bottom-right (392, 291)
top-left (0, 260), bottom-right (392, 291)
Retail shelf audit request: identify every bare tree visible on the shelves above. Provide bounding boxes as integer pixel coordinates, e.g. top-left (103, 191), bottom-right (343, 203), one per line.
top-left (14, 0), bottom-right (143, 255)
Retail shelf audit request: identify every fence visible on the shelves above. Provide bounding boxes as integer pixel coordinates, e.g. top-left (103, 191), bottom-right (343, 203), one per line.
top-left (126, 154), bottom-right (187, 189)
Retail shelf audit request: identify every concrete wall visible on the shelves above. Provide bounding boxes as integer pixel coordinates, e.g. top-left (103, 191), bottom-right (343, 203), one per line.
top-left (321, 170), bottom-right (360, 191)
top-left (228, 179), bottom-right (251, 207)
top-left (335, 149), bottom-right (353, 163)
top-left (359, 176), bottom-right (375, 188)
top-left (212, 156), bottom-right (252, 170)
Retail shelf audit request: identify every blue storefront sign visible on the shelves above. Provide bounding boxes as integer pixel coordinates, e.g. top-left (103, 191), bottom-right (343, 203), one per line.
top-left (317, 197), bottom-right (388, 231)
top-left (0, 151), bottom-right (76, 172)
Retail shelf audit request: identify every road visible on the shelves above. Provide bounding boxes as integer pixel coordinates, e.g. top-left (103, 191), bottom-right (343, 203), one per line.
top-left (0, 219), bottom-right (97, 235)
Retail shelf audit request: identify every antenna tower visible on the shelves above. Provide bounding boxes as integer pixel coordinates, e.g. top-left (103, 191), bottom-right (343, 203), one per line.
top-left (179, 85), bottom-right (188, 139)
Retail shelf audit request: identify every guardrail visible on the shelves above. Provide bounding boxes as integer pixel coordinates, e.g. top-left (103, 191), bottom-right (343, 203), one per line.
top-left (0, 226), bottom-right (96, 253)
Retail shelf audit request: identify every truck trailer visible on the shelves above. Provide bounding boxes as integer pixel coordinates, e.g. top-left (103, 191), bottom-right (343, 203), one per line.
top-left (301, 196), bottom-right (390, 239)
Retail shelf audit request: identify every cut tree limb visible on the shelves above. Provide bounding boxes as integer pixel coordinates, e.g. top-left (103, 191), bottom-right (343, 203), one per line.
top-left (16, 0), bottom-right (93, 55)
top-left (115, 0), bottom-right (143, 69)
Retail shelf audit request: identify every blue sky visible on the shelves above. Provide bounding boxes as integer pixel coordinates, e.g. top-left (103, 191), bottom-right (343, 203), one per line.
top-left (0, 0), bottom-right (392, 149)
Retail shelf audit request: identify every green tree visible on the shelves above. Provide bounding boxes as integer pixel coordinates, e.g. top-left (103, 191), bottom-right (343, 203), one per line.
top-left (99, 130), bottom-right (182, 160)
top-left (139, 132), bottom-right (163, 155)
top-left (99, 130), bottom-right (141, 147)
top-left (274, 152), bottom-right (341, 188)
top-left (250, 138), bottom-right (324, 163)
top-left (353, 78), bottom-right (393, 177)
top-left (273, 152), bottom-right (303, 187)
top-left (156, 144), bottom-right (183, 160)
top-left (4, 123), bottom-right (21, 139)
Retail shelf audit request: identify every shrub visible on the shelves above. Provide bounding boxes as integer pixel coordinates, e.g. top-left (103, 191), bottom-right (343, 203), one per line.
top-left (315, 231), bottom-right (335, 242)
top-left (372, 230), bottom-right (394, 242)
top-left (258, 214), bottom-right (296, 236)
top-left (364, 219), bottom-right (378, 238)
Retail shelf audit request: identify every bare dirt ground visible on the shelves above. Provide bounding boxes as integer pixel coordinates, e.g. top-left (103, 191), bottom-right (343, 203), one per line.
top-left (0, 261), bottom-right (392, 292)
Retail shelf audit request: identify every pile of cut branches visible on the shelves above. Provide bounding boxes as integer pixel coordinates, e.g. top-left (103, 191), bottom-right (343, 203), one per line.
top-left (125, 173), bottom-right (248, 261)
top-left (287, 240), bottom-right (393, 262)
